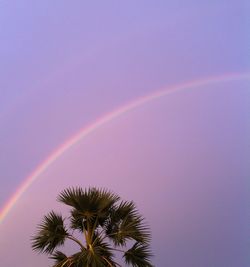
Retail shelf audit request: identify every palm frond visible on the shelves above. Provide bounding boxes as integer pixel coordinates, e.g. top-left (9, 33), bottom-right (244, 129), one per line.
top-left (124, 242), bottom-right (153, 267)
top-left (31, 211), bottom-right (68, 254)
top-left (71, 251), bottom-right (88, 266)
top-left (59, 187), bottom-right (120, 233)
top-left (57, 187), bottom-right (84, 210)
top-left (87, 240), bottom-right (115, 267)
top-left (51, 250), bottom-right (89, 267)
top-left (92, 235), bottom-right (114, 260)
top-left (105, 201), bottom-right (135, 237)
top-left (70, 247), bottom-right (111, 267)
top-left (106, 202), bottom-right (151, 245)
top-left (69, 208), bottom-right (88, 232)
top-left (59, 187), bottom-right (119, 216)
top-left (50, 251), bottom-right (70, 267)
top-left (50, 250), bottom-right (67, 262)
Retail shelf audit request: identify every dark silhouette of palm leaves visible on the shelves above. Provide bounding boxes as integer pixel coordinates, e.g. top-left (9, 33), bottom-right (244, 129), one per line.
top-left (124, 242), bottom-right (153, 267)
top-left (31, 211), bottom-right (68, 254)
top-left (31, 187), bottom-right (153, 267)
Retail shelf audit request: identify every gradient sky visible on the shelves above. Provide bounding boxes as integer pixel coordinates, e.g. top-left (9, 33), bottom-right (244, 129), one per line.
top-left (0, 1), bottom-right (249, 266)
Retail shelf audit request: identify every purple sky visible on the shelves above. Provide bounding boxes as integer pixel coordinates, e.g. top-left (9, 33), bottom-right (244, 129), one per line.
top-left (0, 1), bottom-right (249, 266)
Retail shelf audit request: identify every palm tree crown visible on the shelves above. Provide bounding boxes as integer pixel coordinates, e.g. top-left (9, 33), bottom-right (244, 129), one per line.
top-left (31, 187), bottom-right (153, 267)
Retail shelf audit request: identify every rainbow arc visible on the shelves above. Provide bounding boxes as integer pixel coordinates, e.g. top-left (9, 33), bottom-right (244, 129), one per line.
top-left (0, 71), bottom-right (249, 225)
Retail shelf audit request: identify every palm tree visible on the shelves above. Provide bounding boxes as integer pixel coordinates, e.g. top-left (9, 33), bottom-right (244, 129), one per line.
top-left (31, 187), bottom-right (153, 267)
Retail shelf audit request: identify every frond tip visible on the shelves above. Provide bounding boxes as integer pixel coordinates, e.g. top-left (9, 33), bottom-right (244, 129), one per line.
top-left (31, 211), bottom-right (68, 254)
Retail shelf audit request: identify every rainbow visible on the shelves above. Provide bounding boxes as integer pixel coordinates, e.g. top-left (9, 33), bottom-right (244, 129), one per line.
top-left (1, 71), bottom-right (250, 225)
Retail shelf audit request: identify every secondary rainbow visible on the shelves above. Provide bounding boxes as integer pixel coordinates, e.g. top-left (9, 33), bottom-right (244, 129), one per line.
top-left (1, 71), bottom-right (249, 225)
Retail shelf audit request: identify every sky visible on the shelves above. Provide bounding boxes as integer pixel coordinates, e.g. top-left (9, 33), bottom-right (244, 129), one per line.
top-left (0, 1), bottom-right (249, 266)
